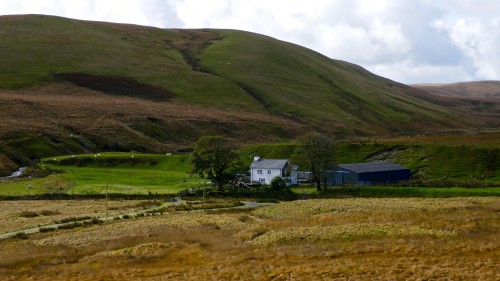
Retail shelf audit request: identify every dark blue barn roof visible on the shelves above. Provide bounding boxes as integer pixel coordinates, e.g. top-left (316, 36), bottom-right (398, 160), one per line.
top-left (339, 162), bottom-right (408, 174)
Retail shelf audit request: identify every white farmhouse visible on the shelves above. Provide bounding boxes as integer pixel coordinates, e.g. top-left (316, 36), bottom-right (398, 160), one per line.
top-left (249, 156), bottom-right (298, 185)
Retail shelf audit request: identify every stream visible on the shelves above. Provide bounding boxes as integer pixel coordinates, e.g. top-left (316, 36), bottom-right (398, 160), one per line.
top-left (0, 167), bottom-right (27, 179)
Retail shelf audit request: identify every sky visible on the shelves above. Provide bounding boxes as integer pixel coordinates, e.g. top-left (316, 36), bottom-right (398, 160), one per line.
top-left (1, 0), bottom-right (499, 84)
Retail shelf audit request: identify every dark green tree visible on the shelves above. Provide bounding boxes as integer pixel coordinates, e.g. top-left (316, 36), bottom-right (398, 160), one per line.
top-left (190, 136), bottom-right (240, 191)
top-left (270, 176), bottom-right (287, 191)
top-left (293, 134), bottom-right (336, 191)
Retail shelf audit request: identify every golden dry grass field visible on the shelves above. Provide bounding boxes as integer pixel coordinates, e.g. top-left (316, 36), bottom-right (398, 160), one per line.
top-left (0, 197), bottom-right (498, 280)
top-left (0, 200), bottom-right (154, 234)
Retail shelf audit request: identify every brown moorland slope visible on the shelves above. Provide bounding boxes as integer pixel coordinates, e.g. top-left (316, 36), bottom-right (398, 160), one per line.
top-left (0, 84), bottom-right (313, 164)
top-left (412, 81), bottom-right (500, 125)
top-left (413, 80), bottom-right (500, 102)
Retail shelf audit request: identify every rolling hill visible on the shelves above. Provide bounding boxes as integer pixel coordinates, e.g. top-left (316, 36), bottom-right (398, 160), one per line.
top-left (413, 81), bottom-right (500, 102)
top-left (0, 14), bottom-right (497, 174)
top-left (412, 81), bottom-right (500, 123)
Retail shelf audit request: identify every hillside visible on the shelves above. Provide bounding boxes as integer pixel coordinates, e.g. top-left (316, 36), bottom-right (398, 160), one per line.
top-left (413, 81), bottom-right (500, 102)
top-left (413, 81), bottom-right (500, 117)
top-left (0, 15), bottom-right (497, 174)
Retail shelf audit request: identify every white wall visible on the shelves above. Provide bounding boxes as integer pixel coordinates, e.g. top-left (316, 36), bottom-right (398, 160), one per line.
top-left (251, 168), bottom-right (282, 185)
top-left (290, 169), bottom-right (298, 185)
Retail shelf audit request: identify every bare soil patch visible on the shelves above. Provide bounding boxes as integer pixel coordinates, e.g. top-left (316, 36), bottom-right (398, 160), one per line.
top-left (53, 72), bottom-right (175, 101)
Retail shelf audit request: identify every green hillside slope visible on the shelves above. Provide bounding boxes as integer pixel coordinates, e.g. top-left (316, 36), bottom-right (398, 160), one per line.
top-left (0, 15), bottom-right (260, 110)
top-left (0, 15), bottom-right (467, 128)
top-left (0, 15), bottom-right (494, 174)
top-left (198, 30), bottom-right (461, 129)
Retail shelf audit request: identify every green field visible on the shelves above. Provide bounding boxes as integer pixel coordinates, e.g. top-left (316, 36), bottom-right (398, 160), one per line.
top-left (1, 137), bottom-right (499, 197)
top-left (0, 153), bottom-right (203, 196)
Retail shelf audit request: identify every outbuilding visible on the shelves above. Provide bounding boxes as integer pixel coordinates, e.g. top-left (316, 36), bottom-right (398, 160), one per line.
top-left (332, 161), bottom-right (410, 186)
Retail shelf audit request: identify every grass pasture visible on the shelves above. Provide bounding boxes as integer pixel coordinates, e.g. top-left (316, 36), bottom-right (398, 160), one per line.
top-left (0, 153), bottom-right (203, 196)
top-left (0, 197), bottom-right (498, 280)
top-left (1, 139), bottom-right (499, 198)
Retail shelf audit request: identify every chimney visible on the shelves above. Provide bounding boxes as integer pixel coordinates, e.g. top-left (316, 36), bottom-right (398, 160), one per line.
top-left (254, 156), bottom-right (261, 161)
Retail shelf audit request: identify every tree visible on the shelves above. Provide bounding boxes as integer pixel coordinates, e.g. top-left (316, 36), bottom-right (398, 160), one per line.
top-left (294, 134), bottom-right (336, 191)
top-left (190, 136), bottom-right (240, 191)
top-left (270, 177), bottom-right (287, 191)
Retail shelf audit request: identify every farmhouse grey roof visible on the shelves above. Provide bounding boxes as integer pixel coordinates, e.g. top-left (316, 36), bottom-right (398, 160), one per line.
top-left (250, 159), bottom-right (289, 170)
top-left (338, 162), bottom-right (408, 173)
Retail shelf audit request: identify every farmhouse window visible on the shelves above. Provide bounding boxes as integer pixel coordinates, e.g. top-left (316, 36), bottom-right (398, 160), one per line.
top-left (257, 169), bottom-right (263, 174)
top-left (259, 178), bottom-right (266, 182)
top-left (267, 170), bottom-right (272, 174)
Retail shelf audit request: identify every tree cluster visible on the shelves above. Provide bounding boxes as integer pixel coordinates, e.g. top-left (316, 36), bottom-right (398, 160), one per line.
top-left (190, 136), bottom-right (241, 191)
top-left (294, 134), bottom-right (336, 191)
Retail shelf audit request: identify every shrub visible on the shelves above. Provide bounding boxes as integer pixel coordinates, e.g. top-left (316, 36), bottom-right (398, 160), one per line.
top-left (13, 232), bottom-right (28, 239)
top-left (39, 227), bottom-right (56, 233)
top-left (54, 216), bottom-right (93, 224)
top-left (201, 222), bottom-right (221, 230)
top-left (57, 223), bottom-right (74, 230)
top-left (40, 210), bottom-right (60, 216)
top-left (134, 201), bottom-right (162, 209)
top-left (270, 177), bottom-right (287, 191)
top-left (251, 227), bottom-right (268, 239)
top-left (238, 214), bottom-right (253, 222)
top-left (58, 222), bottom-right (84, 230)
top-left (20, 211), bottom-right (38, 218)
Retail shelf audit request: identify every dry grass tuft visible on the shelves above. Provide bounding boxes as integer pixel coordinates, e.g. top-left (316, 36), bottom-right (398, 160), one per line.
top-left (19, 211), bottom-right (38, 218)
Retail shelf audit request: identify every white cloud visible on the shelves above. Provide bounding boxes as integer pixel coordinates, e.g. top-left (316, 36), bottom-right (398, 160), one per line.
top-left (0, 0), bottom-right (499, 83)
top-left (449, 18), bottom-right (500, 80)
top-left (368, 60), bottom-right (473, 84)
top-left (311, 21), bottom-right (411, 65)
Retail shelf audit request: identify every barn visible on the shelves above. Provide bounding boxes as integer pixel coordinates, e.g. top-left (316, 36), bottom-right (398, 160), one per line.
top-left (332, 161), bottom-right (410, 186)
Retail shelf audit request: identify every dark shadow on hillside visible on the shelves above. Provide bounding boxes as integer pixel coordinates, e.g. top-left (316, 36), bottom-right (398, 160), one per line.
top-left (54, 72), bottom-right (175, 101)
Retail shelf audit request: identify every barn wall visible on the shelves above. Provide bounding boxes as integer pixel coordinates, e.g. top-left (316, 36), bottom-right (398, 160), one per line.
top-left (358, 169), bottom-right (411, 183)
top-left (331, 168), bottom-right (358, 185)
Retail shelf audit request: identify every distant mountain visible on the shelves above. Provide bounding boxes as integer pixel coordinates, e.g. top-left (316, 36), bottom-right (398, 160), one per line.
top-left (0, 15), bottom-right (497, 174)
top-left (412, 81), bottom-right (500, 123)
top-left (413, 81), bottom-right (500, 102)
